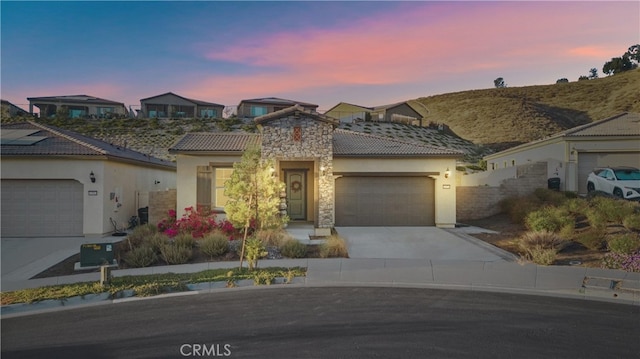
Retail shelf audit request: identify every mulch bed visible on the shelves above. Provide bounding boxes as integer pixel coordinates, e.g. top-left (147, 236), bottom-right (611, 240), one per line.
top-left (31, 244), bottom-right (323, 280)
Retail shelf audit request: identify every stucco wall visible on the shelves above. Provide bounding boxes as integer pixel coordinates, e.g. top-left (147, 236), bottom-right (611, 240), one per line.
top-left (174, 153), bottom-right (241, 215)
top-left (1, 158), bottom-right (175, 236)
top-left (456, 162), bottom-right (547, 221)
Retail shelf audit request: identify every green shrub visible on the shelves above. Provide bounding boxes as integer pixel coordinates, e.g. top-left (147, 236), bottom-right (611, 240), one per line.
top-left (559, 223), bottom-right (575, 240)
top-left (124, 224), bottom-right (157, 251)
top-left (245, 237), bottom-right (267, 270)
top-left (200, 231), bottom-right (230, 258)
top-left (143, 232), bottom-right (169, 253)
top-left (280, 239), bottom-right (308, 258)
top-left (123, 246), bottom-right (158, 268)
top-left (525, 206), bottom-right (573, 232)
top-left (585, 208), bottom-right (607, 230)
top-left (563, 198), bottom-right (589, 215)
top-left (524, 246), bottom-right (558, 265)
top-left (519, 231), bottom-right (568, 251)
top-left (533, 188), bottom-right (569, 206)
top-left (320, 235), bottom-right (349, 258)
top-left (173, 233), bottom-right (197, 249)
top-left (575, 229), bottom-right (606, 250)
top-left (607, 234), bottom-right (640, 254)
top-left (254, 229), bottom-right (290, 247)
top-left (252, 270), bottom-right (276, 285)
top-left (160, 244), bottom-right (193, 264)
top-left (500, 195), bottom-right (542, 224)
top-left (623, 213), bottom-right (640, 231)
top-left (589, 197), bottom-right (636, 223)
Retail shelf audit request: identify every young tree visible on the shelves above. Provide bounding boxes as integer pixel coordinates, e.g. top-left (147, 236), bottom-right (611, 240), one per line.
top-left (224, 145), bottom-right (287, 269)
top-left (494, 77), bottom-right (506, 88)
top-left (588, 68), bottom-right (598, 80)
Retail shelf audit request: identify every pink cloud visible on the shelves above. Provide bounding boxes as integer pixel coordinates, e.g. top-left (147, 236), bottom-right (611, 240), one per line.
top-left (186, 2), bottom-right (638, 106)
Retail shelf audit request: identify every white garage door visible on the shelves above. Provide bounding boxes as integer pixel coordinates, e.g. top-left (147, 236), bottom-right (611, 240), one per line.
top-left (577, 152), bottom-right (640, 194)
top-left (1, 180), bottom-right (84, 237)
top-left (335, 176), bottom-right (435, 226)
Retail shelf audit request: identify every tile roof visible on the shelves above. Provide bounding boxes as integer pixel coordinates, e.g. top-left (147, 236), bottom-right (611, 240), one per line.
top-left (333, 129), bottom-right (463, 157)
top-left (0, 122), bottom-right (175, 168)
top-left (139, 92), bottom-right (224, 107)
top-left (564, 112), bottom-right (640, 136)
top-left (169, 132), bottom-right (260, 153)
top-left (239, 97), bottom-right (318, 108)
top-left (26, 95), bottom-right (124, 106)
top-left (255, 104), bottom-right (339, 126)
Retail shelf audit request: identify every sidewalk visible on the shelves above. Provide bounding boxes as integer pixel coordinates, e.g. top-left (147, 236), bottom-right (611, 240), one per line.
top-left (2, 257), bottom-right (639, 318)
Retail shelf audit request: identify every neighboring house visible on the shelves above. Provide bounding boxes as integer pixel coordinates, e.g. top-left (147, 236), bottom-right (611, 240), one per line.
top-left (170, 105), bottom-right (461, 234)
top-left (236, 97), bottom-right (318, 120)
top-left (27, 95), bottom-right (127, 119)
top-left (139, 92), bottom-right (225, 119)
top-left (325, 101), bottom-right (424, 125)
top-left (483, 112), bottom-right (640, 194)
top-left (1, 121), bottom-right (176, 237)
top-left (1, 99), bottom-right (30, 117)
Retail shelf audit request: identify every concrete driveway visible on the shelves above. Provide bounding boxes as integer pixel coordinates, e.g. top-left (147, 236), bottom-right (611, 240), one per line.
top-left (336, 227), bottom-right (514, 261)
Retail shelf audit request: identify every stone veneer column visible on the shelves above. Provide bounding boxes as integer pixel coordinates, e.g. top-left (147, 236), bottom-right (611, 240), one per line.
top-left (260, 115), bottom-right (334, 230)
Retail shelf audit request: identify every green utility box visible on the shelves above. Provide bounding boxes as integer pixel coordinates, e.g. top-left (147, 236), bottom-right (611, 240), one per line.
top-left (80, 243), bottom-right (115, 267)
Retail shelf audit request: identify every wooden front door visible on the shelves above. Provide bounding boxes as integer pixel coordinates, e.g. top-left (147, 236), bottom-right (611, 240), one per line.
top-left (286, 170), bottom-right (306, 220)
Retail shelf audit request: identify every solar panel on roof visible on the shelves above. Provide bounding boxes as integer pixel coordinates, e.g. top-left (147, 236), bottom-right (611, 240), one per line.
top-left (1, 136), bottom-right (48, 145)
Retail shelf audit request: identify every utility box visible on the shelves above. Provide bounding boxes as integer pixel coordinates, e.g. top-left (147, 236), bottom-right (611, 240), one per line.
top-left (80, 243), bottom-right (115, 267)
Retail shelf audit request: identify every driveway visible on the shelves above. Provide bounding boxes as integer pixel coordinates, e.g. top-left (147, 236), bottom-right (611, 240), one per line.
top-left (336, 227), bottom-right (514, 261)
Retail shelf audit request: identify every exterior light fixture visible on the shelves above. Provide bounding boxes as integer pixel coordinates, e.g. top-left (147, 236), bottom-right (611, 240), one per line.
top-left (320, 166), bottom-right (326, 176)
top-left (444, 168), bottom-right (451, 179)
top-left (90, 171), bottom-right (96, 183)
top-left (154, 180), bottom-right (161, 185)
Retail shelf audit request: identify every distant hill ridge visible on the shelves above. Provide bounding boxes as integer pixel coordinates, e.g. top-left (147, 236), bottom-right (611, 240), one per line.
top-left (409, 69), bottom-right (640, 151)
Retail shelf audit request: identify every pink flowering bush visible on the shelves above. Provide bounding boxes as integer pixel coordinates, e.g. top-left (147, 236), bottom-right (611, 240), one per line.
top-left (602, 251), bottom-right (640, 272)
top-left (157, 207), bottom-right (250, 240)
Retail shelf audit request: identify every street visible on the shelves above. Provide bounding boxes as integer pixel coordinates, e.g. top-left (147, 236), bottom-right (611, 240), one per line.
top-left (2, 287), bottom-right (638, 358)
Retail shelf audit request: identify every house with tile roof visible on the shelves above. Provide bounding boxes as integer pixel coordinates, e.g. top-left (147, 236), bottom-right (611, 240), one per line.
top-left (236, 97), bottom-right (318, 120)
top-left (139, 92), bottom-right (225, 119)
top-left (483, 112), bottom-right (640, 194)
top-left (27, 95), bottom-right (127, 119)
top-left (324, 101), bottom-right (424, 125)
top-left (1, 121), bottom-right (176, 237)
top-left (170, 105), bottom-right (462, 234)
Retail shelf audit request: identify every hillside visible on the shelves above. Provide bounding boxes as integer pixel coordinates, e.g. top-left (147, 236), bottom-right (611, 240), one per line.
top-left (409, 69), bottom-right (640, 151)
top-left (2, 69), bottom-right (637, 161)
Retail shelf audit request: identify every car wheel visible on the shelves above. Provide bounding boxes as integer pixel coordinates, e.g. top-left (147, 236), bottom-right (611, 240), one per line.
top-left (587, 182), bottom-right (595, 192)
top-left (613, 188), bottom-right (624, 198)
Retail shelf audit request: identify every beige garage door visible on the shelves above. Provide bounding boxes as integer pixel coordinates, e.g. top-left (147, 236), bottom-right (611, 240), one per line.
top-left (577, 152), bottom-right (640, 194)
top-left (335, 176), bottom-right (435, 226)
top-left (1, 180), bottom-right (84, 237)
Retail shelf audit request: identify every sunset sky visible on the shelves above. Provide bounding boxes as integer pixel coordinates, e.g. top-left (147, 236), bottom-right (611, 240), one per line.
top-left (2, 1), bottom-right (638, 114)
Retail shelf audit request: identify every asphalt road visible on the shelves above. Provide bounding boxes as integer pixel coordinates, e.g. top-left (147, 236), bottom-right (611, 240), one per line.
top-left (2, 287), bottom-right (638, 358)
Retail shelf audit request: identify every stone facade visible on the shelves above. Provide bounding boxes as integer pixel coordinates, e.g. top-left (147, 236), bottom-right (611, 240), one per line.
top-left (149, 189), bottom-right (177, 226)
top-left (260, 115), bottom-right (335, 229)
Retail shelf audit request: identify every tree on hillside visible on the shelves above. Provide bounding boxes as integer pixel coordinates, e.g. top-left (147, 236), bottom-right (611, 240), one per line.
top-left (603, 44), bottom-right (639, 75)
top-left (224, 145), bottom-right (287, 269)
top-left (578, 75), bottom-right (589, 81)
top-left (494, 77), bottom-right (506, 88)
top-left (588, 68), bottom-right (598, 80)
top-left (556, 78), bottom-right (569, 84)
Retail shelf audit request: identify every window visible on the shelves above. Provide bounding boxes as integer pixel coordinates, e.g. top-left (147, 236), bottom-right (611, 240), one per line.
top-left (511, 160), bottom-right (516, 167)
top-left (97, 107), bottom-right (114, 117)
top-left (250, 106), bottom-right (268, 116)
top-left (197, 166), bottom-right (234, 210)
top-left (200, 109), bottom-right (217, 118)
top-left (293, 126), bottom-right (302, 142)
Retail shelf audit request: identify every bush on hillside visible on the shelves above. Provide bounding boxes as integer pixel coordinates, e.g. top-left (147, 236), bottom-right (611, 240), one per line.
top-left (525, 206), bottom-right (574, 233)
top-left (623, 213), bottom-right (640, 231)
top-left (575, 228), bottom-right (606, 250)
top-left (607, 234), bottom-right (640, 254)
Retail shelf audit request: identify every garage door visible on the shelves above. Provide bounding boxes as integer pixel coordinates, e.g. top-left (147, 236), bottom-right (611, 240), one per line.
top-left (335, 176), bottom-right (435, 226)
top-left (1, 180), bottom-right (84, 237)
top-left (577, 152), bottom-right (640, 194)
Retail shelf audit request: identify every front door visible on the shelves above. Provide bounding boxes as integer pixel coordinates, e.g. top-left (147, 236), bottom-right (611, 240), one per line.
top-left (286, 170), bottom-right (306, 220)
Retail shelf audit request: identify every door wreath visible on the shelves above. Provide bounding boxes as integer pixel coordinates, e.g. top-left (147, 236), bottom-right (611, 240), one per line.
top-left (290, 180), bottom-right (302, 193)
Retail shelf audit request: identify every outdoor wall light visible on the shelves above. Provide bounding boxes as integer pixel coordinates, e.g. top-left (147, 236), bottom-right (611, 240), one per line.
top-left (154, 180), bottom-right (161, 185)
top-left (444, 168), bottom-right (451, 179)
top-left (90, 171), bottom-right (96, 183)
